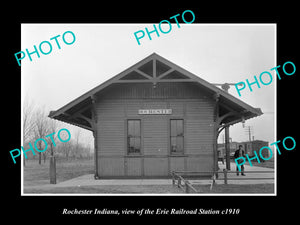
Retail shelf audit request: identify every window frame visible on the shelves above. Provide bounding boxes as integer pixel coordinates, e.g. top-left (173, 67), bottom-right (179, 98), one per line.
top-left (170, 119), bottom-right (184, 155)
top-left (127, 119), bottom-right (142, 155)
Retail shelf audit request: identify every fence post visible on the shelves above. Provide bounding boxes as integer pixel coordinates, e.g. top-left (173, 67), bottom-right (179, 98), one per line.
top-left (185, 181), bottom-right (190, 193)
top-left (172, 172), bottom-right (175, 186)
top-left (212, 173), bottom-right (216, 185)
top-left (178, 176), bottom-right (181, 188)
top-left (223, 169), bottom-right (228, 185)
top-left (210, 173), bottom-right (216, 191)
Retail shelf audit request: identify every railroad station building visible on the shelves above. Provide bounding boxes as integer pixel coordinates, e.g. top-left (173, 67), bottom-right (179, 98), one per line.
top-left (49, 53), bottom-right (262, 178)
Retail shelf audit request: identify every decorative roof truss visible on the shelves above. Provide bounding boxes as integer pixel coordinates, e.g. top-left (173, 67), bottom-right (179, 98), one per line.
top-left (117, 58), bottom-right (194, 86)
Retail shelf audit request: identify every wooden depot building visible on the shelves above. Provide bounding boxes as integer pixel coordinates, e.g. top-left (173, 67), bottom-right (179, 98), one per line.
top-left (49, 53), bottom-right (262, 179)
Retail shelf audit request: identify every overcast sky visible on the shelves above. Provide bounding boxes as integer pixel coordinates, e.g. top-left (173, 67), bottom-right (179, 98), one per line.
top-left (21, 24), bottom-right (276, 146)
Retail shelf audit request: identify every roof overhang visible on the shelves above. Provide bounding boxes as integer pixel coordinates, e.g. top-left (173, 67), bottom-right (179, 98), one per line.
top-left (49, 53), bottom-right (263, 130)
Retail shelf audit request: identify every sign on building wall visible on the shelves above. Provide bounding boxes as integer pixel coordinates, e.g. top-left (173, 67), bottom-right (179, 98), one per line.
top-left (138, 109), bottom-right (172, 115)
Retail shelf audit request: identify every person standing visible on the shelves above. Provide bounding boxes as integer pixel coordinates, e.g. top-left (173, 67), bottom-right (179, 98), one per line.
top-left (234, 145), bottom-right (246, 176)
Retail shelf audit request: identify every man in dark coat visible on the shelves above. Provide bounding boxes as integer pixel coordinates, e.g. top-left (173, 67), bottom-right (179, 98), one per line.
top-left (234, 145), bottom-right (246, 176)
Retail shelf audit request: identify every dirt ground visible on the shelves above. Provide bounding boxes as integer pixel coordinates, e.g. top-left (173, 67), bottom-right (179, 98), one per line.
top-left (23, 158), bottom-right (274, 194)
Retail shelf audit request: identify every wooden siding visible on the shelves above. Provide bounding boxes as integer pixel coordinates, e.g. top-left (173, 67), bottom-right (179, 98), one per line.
top-left (98, 118), bottom-right (125, 155)
top-left (144, 158), bottom-right (168, 176)
top-left (143, 118), bottom-right (168, 156)
top-left (125, 158), bottom-right (142, 176)
top-left (98, 82), bottom-right (211, 100)
top-left (169, 157), bottom-right (185, 172)
top-left (98, 157), bottom-right (125, 176)
top-left (186, 155), bottom-right (214, 174)
top-left (185, 119), bottom-right (214, 154)
top-left (95, 83), bottom-right (215, 177)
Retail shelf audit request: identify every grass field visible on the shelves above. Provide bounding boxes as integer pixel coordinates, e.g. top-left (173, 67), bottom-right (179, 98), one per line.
top-left (23, 158), bottom-right (94, 187)
top-left (23, 158), bottom-right (274, 194)
top-left (24, 184), bottom-right (183, 194)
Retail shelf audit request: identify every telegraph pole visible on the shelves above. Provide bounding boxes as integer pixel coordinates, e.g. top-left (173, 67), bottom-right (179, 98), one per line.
top-left (244, 126), bottom-right (253, 142)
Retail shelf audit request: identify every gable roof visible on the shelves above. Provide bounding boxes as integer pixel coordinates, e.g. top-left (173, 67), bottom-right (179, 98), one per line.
top-left (49, 53), bottom-right (262, 130)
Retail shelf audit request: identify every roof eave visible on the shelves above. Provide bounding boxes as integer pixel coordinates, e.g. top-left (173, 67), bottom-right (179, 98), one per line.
top-left (48, 53), bottom-right (263, 126)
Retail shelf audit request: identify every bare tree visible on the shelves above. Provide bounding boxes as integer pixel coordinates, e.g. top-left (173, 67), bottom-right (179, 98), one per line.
top-left (23, 97), bottom-right (36, 166)
top-left (33, 107), bottom-right (49, 165)
top-left (60, 140), bottom-right (73, 160)
top-left (23, 98), bottom-right (35, 142)
top-left (73, 128), bottom-right (82, 159)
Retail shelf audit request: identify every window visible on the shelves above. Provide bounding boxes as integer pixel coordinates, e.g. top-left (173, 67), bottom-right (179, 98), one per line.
top-left (127, 120), bottom-right (141, 154)
top-left (170, 119), bottom-right (184, 154)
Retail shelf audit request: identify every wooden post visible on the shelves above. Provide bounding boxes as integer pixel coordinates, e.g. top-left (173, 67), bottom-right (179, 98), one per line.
top-left (91, 95), bottom-right (99, 179)
top-left (93, 130), bottom-right (99, 179)
top-left (223, 169), bottom-right (228, 185)
top-left (212, 173), bottom-right (216, 184)
top-left (213, 93), bottom-right (220, 179)
top-left (221, 84), bottom-right (231, 171)
top-left (172, 172), bottom-right (175, 186)
top-left (211, 173), bottom-right (216, 191)
top-left (225, 126), bottom-right (231, 170)
top-left (185, 181), bottom-right (190, 193)
top-left (49, 142), bottom-right (56, 184)
top-left (49, 156), bottom-right (56, 184)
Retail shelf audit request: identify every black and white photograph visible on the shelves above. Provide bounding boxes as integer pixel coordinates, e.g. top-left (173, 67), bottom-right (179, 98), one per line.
top-left (21, 24), bottom-right (276, 195)
top-left (4, 5), bottom-right (298, 221)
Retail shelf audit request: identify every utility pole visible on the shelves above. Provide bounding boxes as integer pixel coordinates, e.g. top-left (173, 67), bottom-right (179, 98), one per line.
top-left (244, 126), bottom-right (253, 142)
top-left (244, 126), bottom-right (253, 156)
